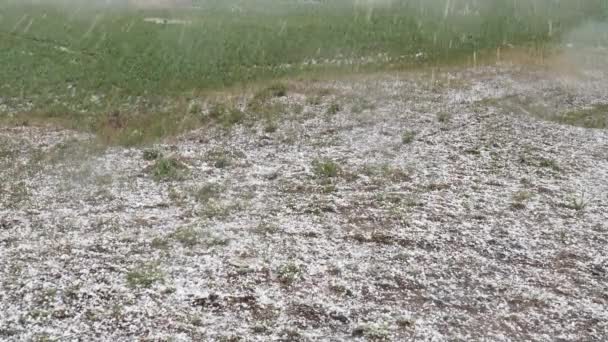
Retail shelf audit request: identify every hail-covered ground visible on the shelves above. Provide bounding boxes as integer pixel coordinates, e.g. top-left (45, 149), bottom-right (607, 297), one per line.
top-left (1, 51), bottom-right (607, 341)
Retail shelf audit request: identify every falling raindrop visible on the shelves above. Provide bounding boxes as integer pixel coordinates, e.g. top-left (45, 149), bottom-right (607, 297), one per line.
top-left (11, 14), bottom-right (28, 33)
top-left (22, 18), bottom-right (34, 35)
top-left (444, 0), bottom-right (451, 18)
top-left (82, 13), bottom-right (103, 40)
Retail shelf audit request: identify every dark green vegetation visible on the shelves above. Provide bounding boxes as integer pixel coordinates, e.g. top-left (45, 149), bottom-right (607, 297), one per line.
top-left (126, 263), bottom-right (164, 288)
top-left (312, 158), bottom-right (340, 179)
top-left (150, 156), bottom-right (188, 181)
top-left (1, 0), bottom-right (607, 143)
top-left (401, 130), bottom-right (416, 144)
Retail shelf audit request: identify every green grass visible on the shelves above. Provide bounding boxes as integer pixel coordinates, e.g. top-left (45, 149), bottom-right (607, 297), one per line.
top-left (277, 262), bottom-right (302, 285)
top-left (126, 263), bottom-right (164, 288)
top-left (0, 0), bottom-right (606, 143)
top-left (437, 112), bottom-right (452, 123)
top-left (193, 183), bottom-right (222, 203)
top-left (401, 130), bottom-right (416, 144)
top-left (150, 156), bottom-right (188, 181)
top-left (555, 105), bottom-right (608, 129)
top-left (326, 102), bottom-right (341, 116)
top-left (250, 83), bottom-right (289, 106)
top-left (312, 159), bottom-right (340, 178)
top-left (170, 226), bottom-right (200, 247)
top-left (206, 102), bottom-right (247, 128)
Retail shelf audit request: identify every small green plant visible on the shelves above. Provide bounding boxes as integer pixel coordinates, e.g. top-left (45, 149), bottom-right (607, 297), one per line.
top-left (199, 200), bottom-right (241, 219)
top-left (221, 108), bottom-right (246, 127)
top-left (214, 156), bottom-right (231, 169)
top-left (266, 83), bottom-right (288, 97)
top-left (84, 310), bottom-right (98, 322)
top-left (326, 102), bottom-right (341, 115)
top-left (403, 195), bottom-right (422, 207)
top-left (206, 149), bottom-right (234, 169)
top-left (306, 96), bottom-right (322, 106)
top-left (249, 83), bottom-right (289, 112)
top-left (188, 101), bottom-right (202, 114)
top-left (208, 103), bottom-right (246, 127)
top-left (380, 164), bottom-right (412, 182)
top-left (352, 322), bottom-right (390, 340)
top-left (194, 183), bottom-right (222, 203)
top-left (32, 334), bottom-right (55, 342)
top-left (162, 287), bottom-right (177, 295)
top-left (559, 229), bottom-right (568, 244)
top-left (150, 157), bottom-right (188, 182)
top-left (110, 304), bottom-right (124, 321)
top-left (44, 288), bottom-right (58, 299)
top-left (142, 149), bottom-right (162, 161)
top-left (563, 193), bottom-right (587, 211)
top-left (126, 263), bottom-right (164, 288)
top-left (396, 315), bottom-right (416, 329)
top-left (7, 181), bottom-right (29, 208)
top-left (512, 190), bottom-right (533, 203)
top-left (401, 130), bottom-right (416, 144)
top-left (253, 83), bottom-right (288, 102)
top-left (437, 112), bottom-right (452, 123)
top-left (292, 103), bottom-right (304, 115)
top-left (254, 102), bottom-right (286, 125)
top-left (351, 99), bottom-right (376, 114)
top-left (208, 103), bottom-right (228, 120)
top-left (277, 262), bottom-right (301, 285)
top-left (278, 329), bottom-right (302, 340)
top-left (168, 187), bottom-right (186, 205)
top-left (511, 190), bottom-right (533, 210)
top-left (29, 309), bottom-right (50, 320)
top-left (171, 226), bottom-right (200, 248)
top-left (539, 158), bottom-right (560, 171)
top-left (322, 184), bottom-right (337, 193)
top-left (264, 121), bottom-right (279, 133)
top-left (255, 221), bottom-right (280, 235)
top-left (328, 283), bottom-right (352, 296)
top-left (464, 147), bottom-right (481, 155)
top-left (151, 237), bottom-right (170, 250)
top-left (190, 316), bottom-right (203, 327)
top-left (252, 324), bottom-right (269, 334)
top-left (204, 234), bottom-right (230, 248)
top-left (360, 164), bottom-right (379, 177)
top-left (315, 88), bottom-right (333, 97)
top-left (312, 159), bottom-right (340, 178)
top-left (425, 182), bottom-right (450, 191)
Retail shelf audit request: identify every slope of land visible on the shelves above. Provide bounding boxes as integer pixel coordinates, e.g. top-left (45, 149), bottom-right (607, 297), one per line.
top-left (1, 50), bottom-right (607, 341)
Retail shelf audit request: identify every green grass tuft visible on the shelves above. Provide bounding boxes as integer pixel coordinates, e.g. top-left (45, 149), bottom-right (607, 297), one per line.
top-left (312, 159), bottom-right (340, 178)
top-left (326, 103), bottom-right (341, 116)
top-left (126, 263), bottom-right (164, 288)
top-left (555, 105), bottom-right (608, 129)
top-left (171, 226), bottom-right (201, 248)
top-left (150, 157), bottom-right (188, 182)
top-left (401, 130), bottom-right (416, 144)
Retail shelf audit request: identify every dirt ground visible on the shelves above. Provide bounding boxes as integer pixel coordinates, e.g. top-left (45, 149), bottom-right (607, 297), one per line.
top-left (1, 50), bottom-right (607, 341)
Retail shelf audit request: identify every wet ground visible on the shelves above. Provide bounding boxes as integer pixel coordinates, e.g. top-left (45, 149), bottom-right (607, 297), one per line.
top-left (1, 51), bottom-right (607, 341)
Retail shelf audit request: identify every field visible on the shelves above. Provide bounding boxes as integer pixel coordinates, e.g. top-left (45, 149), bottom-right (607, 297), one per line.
top-left (1, 0), bottom-right (608, 341)
top-left (1, 0), bottom-right (607, 143)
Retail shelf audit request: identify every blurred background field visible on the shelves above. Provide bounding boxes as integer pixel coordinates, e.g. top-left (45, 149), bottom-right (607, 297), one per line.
top-left (1, 0), bottom-right (607, 142)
